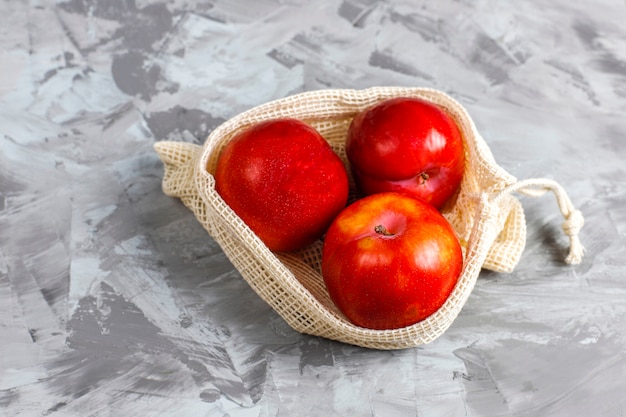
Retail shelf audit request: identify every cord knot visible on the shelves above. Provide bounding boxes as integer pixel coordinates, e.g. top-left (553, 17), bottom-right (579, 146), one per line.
top-left (562, 209), bottom-right (584, 237)
top-left (495, 178), bottom-right (585, 266)
top-left (562, 209), bottom-right (585, 265)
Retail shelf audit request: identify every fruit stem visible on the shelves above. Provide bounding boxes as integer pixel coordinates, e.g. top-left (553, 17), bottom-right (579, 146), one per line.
top-left (418, 172), bottom-right (429, 185)
top-left (374, 225), bottom-right (394, 236)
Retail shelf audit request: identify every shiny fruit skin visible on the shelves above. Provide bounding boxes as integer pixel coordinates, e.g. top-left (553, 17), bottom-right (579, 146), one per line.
top-left (321, 192), bottom-right (463, 330)
top-left (346, 97), bottom-right (465, 209)
top-left (214, 118), bottom-right (349, 252)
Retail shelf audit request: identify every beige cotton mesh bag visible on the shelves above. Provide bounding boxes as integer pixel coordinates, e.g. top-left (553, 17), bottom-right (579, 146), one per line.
top-left (154, 86), bottom-right (585, 350)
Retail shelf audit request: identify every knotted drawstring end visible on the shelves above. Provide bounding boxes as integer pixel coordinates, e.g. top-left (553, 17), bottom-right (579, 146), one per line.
top-left (494, 178), bottom-right (586, 266)
top-left (562, 209), bottom-right (585, 265)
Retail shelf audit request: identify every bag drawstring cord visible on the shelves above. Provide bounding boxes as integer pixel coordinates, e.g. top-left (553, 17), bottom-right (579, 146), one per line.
top-left (493, 178), bottom-right (585, 265)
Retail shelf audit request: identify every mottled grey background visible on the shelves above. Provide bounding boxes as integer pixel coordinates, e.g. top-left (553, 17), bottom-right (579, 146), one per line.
top-left (1, 1), bottom-right (625, 416)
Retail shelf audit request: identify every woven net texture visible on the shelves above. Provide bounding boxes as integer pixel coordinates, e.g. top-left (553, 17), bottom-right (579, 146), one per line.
top-left (154, 86), bottom-right (531, 350)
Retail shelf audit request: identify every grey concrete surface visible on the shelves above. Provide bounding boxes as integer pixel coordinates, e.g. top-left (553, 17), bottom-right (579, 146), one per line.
top-left (1, 1), bottom-right (625, 416)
